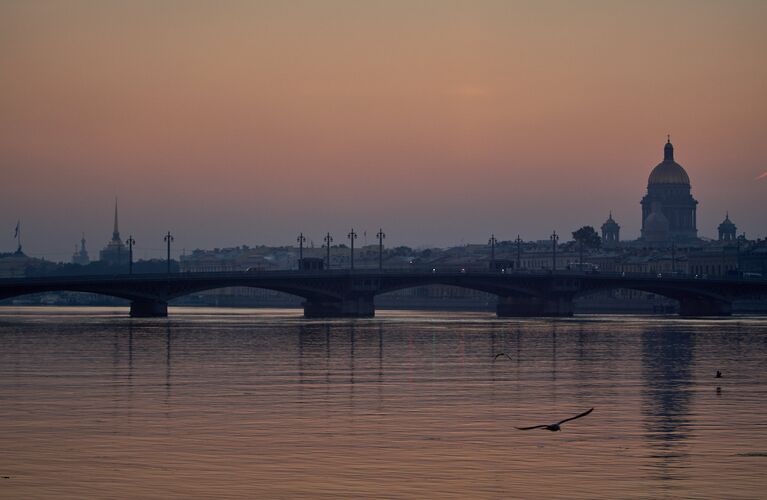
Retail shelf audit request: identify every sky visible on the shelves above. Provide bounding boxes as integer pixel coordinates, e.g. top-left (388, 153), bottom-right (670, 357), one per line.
top-left (1, 0), bottom-right (766, 260)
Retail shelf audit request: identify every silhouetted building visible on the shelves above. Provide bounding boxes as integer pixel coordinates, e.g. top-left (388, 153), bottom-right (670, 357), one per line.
top-left (99, 201), bottom-right (128, 266)
top-left (640, 139), bottom-right (698, 245)
top-left (72, 234), bottom-right (90, 265)
top-left (0, 252), bottom-right (31, 277)
top-left (298, 257), bottom-right (324, 271)
top-left (717, 213), bottom-right (737, 241)
top-left (688, 247), bottom-right (738, 277)
top-left (738, 240), bottom-right (767, 275)
top-left (601, 212), bottom-right (620, 247)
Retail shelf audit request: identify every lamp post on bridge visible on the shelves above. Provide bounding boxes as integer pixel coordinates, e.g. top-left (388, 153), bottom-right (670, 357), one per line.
top-left (376, 228), bottom-right (385, 271)
top-left (126, 235), bottom-right (135, 275)
top-left (550, 230), bottom-right (559, 271)
top-left (737, 233), bottom-right (744, 272)
top-left (348, 229), bottom-right (357, 270)
top-left (324, 232), bottom-right (333, 270)
top-left (671, 242), bottom-right (676, 273)
top-left (164, 231), bottom-right (174, 274)
top-left (488, 234), bottom-right (497, 270)
top-left (297, 233), bottom-right (306, 266)
top-left (515, 234), bottom-right (523, 270)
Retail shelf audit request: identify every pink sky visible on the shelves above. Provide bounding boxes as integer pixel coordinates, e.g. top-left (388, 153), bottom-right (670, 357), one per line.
top-left (1, 1), bottom-right (765, 259)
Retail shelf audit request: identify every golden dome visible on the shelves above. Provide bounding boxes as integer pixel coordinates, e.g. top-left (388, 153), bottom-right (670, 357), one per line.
top-left (648, 140), bottom-right (690, 186)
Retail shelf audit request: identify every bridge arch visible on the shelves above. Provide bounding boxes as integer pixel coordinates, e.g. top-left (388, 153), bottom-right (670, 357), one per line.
top-left (0, 285), bottom-right (150, 304)
top-left (573, 281), bottom-right (733, 316)
top-left (162, 282), bottom-right (343, 303)
top-left (375, 275), bottom-right (541, 298)
top-left (0, 289), bottom-right (131, 306)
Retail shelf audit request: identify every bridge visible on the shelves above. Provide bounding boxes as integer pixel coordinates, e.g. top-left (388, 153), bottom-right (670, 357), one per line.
top-left (1, 269), bottom-right (765, 318)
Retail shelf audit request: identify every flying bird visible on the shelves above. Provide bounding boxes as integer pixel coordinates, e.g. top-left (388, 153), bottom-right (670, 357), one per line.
top-left (494, 352), bottom-right (512, 361)
top-left (516, 408), bottom-right (594, 432)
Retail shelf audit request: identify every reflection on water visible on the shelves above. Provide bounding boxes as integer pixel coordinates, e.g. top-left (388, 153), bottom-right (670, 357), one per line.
top-left (641, 329), bottom-right (694, 485)
top-left (1, 308), bottom-right (767, 499)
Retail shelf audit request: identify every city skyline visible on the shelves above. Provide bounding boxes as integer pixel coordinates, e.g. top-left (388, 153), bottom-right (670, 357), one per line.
top-left (2, 1), bottom-right (766, 258)
top-left (3, 4), bottom-right (767, 498)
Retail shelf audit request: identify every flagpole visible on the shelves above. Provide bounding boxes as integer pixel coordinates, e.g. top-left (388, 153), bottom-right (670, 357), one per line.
top-left (14, 220), bottom-right (21, 253)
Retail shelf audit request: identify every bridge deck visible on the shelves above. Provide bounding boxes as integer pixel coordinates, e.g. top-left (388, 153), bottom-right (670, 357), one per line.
top-left (1, 269), bottom-right (765, 318)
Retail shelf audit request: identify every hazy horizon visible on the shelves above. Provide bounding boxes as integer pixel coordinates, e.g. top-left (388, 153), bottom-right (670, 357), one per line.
top-left (2, 1), bottom-right (765, 260)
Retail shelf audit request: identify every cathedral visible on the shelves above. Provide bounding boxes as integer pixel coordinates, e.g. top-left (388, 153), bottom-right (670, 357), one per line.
top-left (599, 138), bottom-right (738, 248)
top-left (640, 138), bottom-right (698, 245)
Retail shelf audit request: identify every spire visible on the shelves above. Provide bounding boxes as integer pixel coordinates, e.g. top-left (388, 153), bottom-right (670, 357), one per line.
top-left (112, 199), bottom-right (121, 242)
top-left (664, 135), bottom-right (674, 161)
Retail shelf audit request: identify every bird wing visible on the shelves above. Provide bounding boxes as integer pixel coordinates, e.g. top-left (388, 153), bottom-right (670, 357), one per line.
top-left (494, 353), bottom-right (512, 360)
top-left (556, 407), bottom-right (594, 426)
top-left (515, 425), bottom-right (548, 431)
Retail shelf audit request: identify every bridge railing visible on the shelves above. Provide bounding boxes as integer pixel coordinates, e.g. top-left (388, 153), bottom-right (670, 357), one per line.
top-left (2, 267), bottom-right (766, 285)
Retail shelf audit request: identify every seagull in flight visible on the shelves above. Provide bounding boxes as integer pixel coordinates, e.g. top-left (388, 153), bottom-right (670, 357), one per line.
top-left (516, 408), bottom-right (594, 432)
top-left (493, 352), bottom-right (512, 361)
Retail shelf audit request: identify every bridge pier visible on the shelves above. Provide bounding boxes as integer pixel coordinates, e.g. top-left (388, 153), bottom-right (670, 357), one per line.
top-left (496, 294), bottom-right (574, 317)
top-left (130, 299), bottom-right (168, 318)
top-left (303, 295), bottom-right (375, 318)
top-left (678, 297), bottom-right (732, 317)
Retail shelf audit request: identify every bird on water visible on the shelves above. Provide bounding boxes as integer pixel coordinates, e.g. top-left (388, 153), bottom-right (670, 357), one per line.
top-left (516, 408), bottom-right (594, 432)
top-left (716, 370), bottom-right (722, 378)
top-left (494, 352), bottom-right (512, 361)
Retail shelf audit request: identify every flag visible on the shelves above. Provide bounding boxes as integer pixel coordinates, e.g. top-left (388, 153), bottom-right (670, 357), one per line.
top-left (14, 220), bottom-right (19, 238)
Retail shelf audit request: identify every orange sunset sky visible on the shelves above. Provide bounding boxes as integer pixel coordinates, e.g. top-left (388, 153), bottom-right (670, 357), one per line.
top-left (1, 0), bottom-right (765, 259)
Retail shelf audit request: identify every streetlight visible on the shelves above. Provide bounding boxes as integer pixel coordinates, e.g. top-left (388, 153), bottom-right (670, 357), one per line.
top-left (488, 234), bottom-right (498, 270)
top-left (348, 228), bottom-right (357, 270)
top-left (671, 241), bottom-right (676, 273)
top-left (126, 235), bottom-right (135, 274)
top-left (164, 231), bottom-right (174, 274)
top-left (737, 233), bottom-right (744, 272)
top-left (550, 230), bottom-right (559, 271)
top-left (515, 234), bottom-right (523, 270)
top-left (324, 232), bottom-right (333, 270)
top-left (297, 232), bottom-right (306, 264)
top-left (376, 228), bottom-right (386, 271)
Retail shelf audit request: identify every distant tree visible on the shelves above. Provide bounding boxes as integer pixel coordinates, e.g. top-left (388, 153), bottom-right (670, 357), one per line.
top-left (572, 226), bottom-right (601, 264)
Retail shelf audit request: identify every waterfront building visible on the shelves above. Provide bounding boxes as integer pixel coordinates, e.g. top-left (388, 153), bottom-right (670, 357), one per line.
top-left (688, 247), bottom-right (738, 277)
top-left (0, 252), bottom-right (32, 278)
top-left (99, 201), bottom-right (128, 266)
top-left (740, 242), bottom-right (767, 275)
top-left (72, 234), bottom-right (90, 265)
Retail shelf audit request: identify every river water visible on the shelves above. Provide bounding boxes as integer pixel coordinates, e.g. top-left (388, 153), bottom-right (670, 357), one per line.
top-left (1, 307), bottom-right (766, 499)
